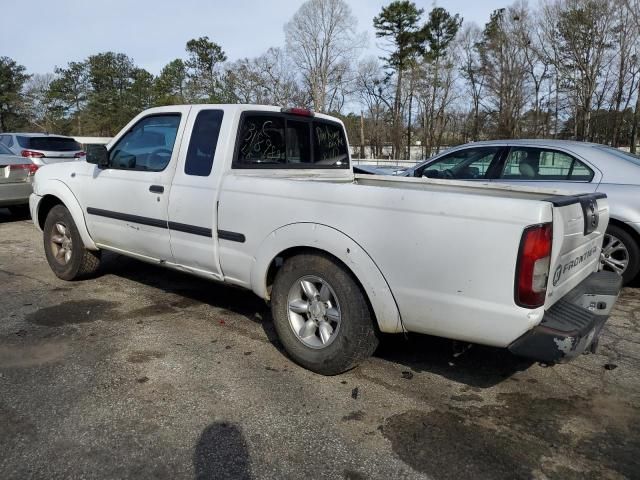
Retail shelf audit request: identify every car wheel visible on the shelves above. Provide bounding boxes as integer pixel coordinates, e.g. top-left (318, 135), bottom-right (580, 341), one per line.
top-left (8, 205), bottom-right (30, 218)
top-left (601, 224), bottom-right (640, 285)
top-left (271, 253), bottom-right (379, 375)
top-left (43, 205), bottom-right (101, 281)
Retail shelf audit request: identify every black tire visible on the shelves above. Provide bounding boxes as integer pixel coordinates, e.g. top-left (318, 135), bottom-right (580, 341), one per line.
top-left (43, 204), bottom-right (101, 281)
top-left (271, 253), bottom-right (379, 375)
top-left (8, 204), bottom-right (30, 218)
top-left (603, 224), bottom-right (640, 285)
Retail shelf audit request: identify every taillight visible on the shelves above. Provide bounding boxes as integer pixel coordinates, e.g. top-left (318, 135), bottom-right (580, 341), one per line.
top-left (75, 151), bottom-right (86, 158)
top-left (10, 163), bottom-right (39, 175)
top-left (21, 149), bottom-right (44, 158)
top-left (515, 223), bottom-right (552, 308)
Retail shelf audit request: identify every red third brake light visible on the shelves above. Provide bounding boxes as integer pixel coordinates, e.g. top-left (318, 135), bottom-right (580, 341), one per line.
top-left (75, 151), bottom-right (86, 158)
top-left (515, 223), bottom-right (552, 308)
top-left (21, 149), bottom-right (45, 158)
top-left (281, 107), bottom-right (315, 117)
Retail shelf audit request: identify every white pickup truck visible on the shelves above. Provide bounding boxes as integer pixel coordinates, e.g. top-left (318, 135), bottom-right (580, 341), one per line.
top-left (30, 105), bottom-right (621, 374)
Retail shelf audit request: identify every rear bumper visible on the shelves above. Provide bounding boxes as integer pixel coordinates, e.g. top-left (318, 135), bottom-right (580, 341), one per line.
top-left (508, 271), bottom-right (622, 363)
top-left (0, 182), bottom-right (33, 207)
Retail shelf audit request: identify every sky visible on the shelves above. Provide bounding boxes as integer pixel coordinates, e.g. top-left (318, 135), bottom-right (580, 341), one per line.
top-left (2, 0), bottom-right (508, 75)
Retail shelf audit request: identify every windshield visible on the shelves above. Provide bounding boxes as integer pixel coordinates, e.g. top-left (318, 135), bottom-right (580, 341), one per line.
top-left (593, 145), bottom-right (640, 167)
top-left (17, 136), bottom-right (82, 151)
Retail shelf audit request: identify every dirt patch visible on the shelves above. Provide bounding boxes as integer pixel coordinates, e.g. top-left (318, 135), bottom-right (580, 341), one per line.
top-left (126, 304), bottom-right (177, 319)
top-left (0, 342), bottom-right (68, 368)
top-left (382, 392), bottom-right (640, 479)
top-left (342, 410), bottom-right (365, 422)
top-left (383, 409), bottom-right (535, 479)
top-left (26, 300), bottom-right (118, 327)
top-left (127, 350), bottom-right (166, 364)
top-left (450, 394), bottom-right (483, 402)
top-left (0, 404), bottom-right (37, 438)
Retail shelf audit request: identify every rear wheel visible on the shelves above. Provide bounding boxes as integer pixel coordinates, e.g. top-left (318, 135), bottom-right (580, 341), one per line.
top-left (601, 224), bottom-right (640, 285)
top-left (271, 253), bottom-right (379, 375)
top-left (43, 205), bottom-right (101, 280)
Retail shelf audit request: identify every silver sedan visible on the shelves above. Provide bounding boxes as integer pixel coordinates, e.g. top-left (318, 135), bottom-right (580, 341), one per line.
top-left (398, 140), bottom-right (640, 284)
top-left (0, 143), bottom-right (35, 215)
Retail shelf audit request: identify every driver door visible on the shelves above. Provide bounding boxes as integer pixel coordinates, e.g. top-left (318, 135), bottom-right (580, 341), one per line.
top-left (414, 146), bottom-right (506, 181)
top-left (77, 107), bottom-right (190, 262)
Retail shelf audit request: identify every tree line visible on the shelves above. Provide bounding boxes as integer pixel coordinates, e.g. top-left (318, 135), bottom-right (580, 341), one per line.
top-left (1, 0), bottom-right (639, 157)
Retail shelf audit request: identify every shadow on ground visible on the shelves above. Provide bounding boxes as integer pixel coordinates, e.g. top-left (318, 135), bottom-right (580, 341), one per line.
top-left (0, 207), bottom-right (30, 224)
top-left (101, 253), bottom-right (533, 388)
top-left (194, 422), bottom-right (252, 480)
top-left (375, 334), bottom-right (534, 388)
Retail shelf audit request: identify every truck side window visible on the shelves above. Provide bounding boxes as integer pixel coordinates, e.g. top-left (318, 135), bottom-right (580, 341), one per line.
top-left (109, 114), bottom-right (181, 171)
top-left (185, 110), bottom-right (224, 176)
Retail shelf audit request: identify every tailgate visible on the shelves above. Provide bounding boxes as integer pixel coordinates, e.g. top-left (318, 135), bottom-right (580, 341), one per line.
top-left (545, 193), bottom-right (609, 308)
top-left (40, 151), bottom-right (78, 164)
top-left (0, 158), bottom-right (30, 184)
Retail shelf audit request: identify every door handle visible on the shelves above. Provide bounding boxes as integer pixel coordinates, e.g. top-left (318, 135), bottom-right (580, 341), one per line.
top-left (149, 185), bottom-right (164, 194)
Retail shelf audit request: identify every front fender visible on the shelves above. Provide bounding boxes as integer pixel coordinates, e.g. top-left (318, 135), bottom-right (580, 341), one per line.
top-left (33, 179), bottom-right (97, 251)
top-left (250, 223), bottom-right (403, 333)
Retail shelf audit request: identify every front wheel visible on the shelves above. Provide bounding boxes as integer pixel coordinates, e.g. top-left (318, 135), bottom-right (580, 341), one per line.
top-left (271, 253), bottom-right (379, 375)
top-left (43, 205), bottom-right (101, 281)
top-left (601, 225), bottom-right (640, 285)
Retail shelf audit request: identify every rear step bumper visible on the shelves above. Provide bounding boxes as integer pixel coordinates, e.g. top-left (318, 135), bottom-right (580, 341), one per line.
top-left (508, 271), bottom-right (622, 363)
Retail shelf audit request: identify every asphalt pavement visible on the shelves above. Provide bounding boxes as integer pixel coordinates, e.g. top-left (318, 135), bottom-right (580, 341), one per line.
top-left (1, 208), bottom-right (638, 479)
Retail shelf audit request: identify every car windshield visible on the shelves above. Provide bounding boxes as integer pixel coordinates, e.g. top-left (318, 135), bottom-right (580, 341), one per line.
top-left (17, 136), bottom-right (81, 151)
top-left (593, 145), bottom-right (640, 167)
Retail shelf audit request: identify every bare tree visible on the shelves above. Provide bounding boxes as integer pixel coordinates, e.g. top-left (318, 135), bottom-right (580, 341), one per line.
top-left (354, 57), bottom-right (394, 157)
top-left (225, 48), bottom-right (305, 107)
top-left (24, 73), bottom-right (56, 131)
top-left (459, 24), bottom-right (485, 141)
top-left (623, 0), bottom-right (640, 151)
top-left (547, 0), bottom-right (616, 140)
top-left (285, 0), bottom-right (364, 112)
top-left (477, 7), bottom-right (530, 138)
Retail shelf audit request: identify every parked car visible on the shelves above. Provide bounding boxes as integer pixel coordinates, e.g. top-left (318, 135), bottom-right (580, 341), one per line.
top-left (0, 133), bottom-right (85, 166)
top-left (389, 140), bottom-right (640, 284)
top-left (353, 164), bottom-right (408, 175)
top-left (0, 143), bottom-right (37, 215)
top-left (29, 106), bottom-right (620, 374)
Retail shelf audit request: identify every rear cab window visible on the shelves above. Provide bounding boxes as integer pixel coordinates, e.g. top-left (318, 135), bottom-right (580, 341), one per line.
top-left (17, 136), bottom-right (81, 151)
top-left (233, 112), bottom-right (349, 169)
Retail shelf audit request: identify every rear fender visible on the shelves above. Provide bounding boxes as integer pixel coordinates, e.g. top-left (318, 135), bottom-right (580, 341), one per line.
top-left (35, 180), bottom-right (97, 250)
top-left (251, 223), bottom-right (403, 333)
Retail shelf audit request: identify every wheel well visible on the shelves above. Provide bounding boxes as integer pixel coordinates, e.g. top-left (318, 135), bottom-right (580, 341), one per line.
top-left (265, 246), bottom-right (378, 324)
top-left (608, 218), bottom-right (640, 245)
top-left (37, 195), bottom-right (63, 230)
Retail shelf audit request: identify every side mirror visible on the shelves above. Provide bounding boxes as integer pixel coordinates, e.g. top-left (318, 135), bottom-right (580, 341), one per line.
top-left (86, 144), bottom-right (109, 169)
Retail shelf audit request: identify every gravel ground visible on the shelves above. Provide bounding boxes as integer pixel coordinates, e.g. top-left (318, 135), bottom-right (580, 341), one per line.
top-left (0, 208), bottom-right (638, 480)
